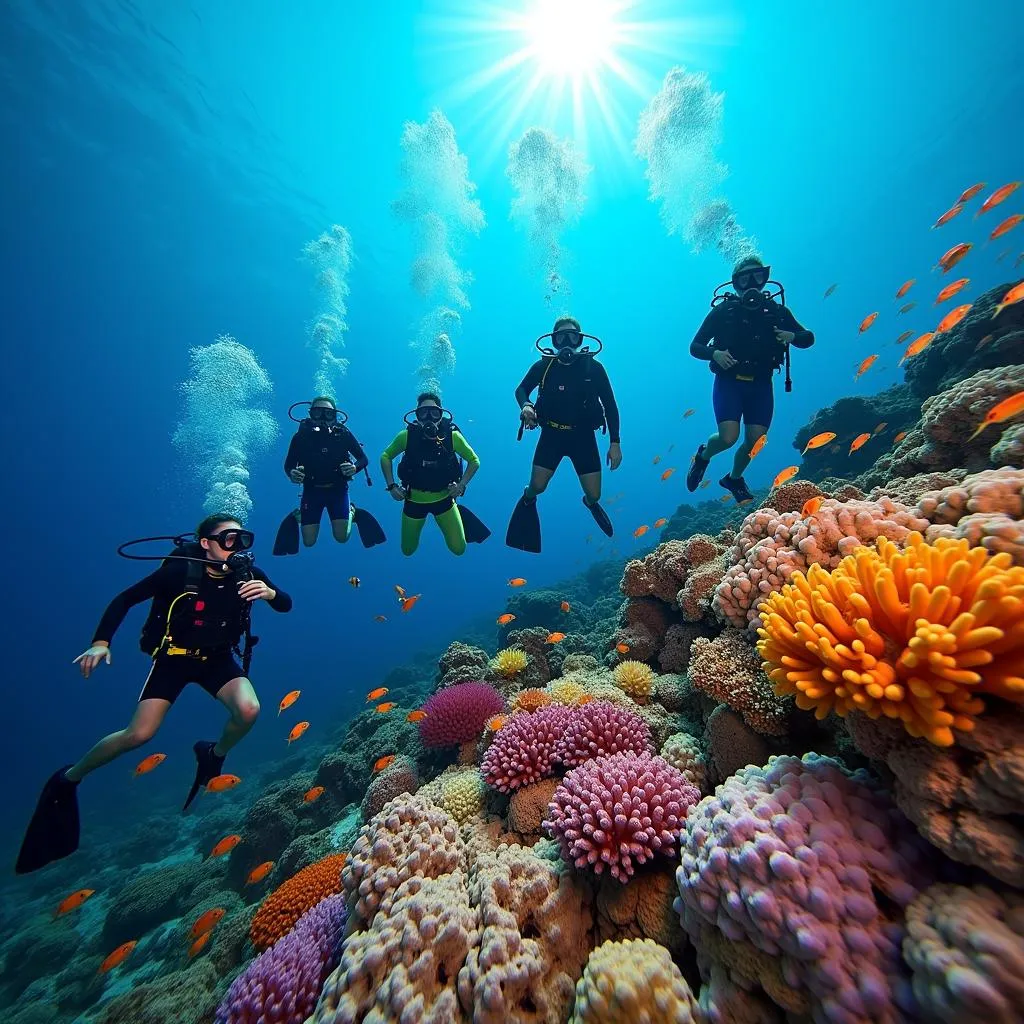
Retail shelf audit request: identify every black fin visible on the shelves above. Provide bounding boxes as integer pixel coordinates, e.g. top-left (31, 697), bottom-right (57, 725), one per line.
top-left (273, 510), bottom-right (300, 556)
top-left (506, 494), bottom-right (541, 553)
top-left (583, 497), bottom-right (614, 537)
top-left (719, 474), bottom-right (754, 504)
top-left (686, 445), bottom-right (710, 492)
top-left (352, 506), bottom-right (387, 548)
top-left (458, 504), bottom-right (491, 544)
top-left (15, 766), bottom-right (80, 874)
top-left (182, 741), bottom-right (224, 814)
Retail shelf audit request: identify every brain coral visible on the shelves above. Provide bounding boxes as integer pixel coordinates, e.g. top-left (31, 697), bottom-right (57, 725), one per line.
top-left (556, 699), bottom-right (651, 768)
top-left (569, 938), bottom-right (700, 1024)
top-left (250, 854), bottom-right (346, 952)
top-left (613, 659), bottom-right (655, 701)
top-left (544, 751), bottom-right (700, 883)
top-left (480, 704), bottom-right (572, 792)
top-left (757, 533), bottom-right (1024, 745)
top-left (418, 681), bottom-right (505, 747)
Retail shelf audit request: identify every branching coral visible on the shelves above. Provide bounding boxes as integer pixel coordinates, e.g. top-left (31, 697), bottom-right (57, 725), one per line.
top-left (492, 646), bottom-right (529, 678)
top-left (757, 533), bottom-right (1024, 746)
top-left (250, 854), bottom-right (346, 952)
top-left (480, 704), bottom-right (571, 792)
top-left (418, 681), bottom-right (505, 747)
top-left (612, 660), bottom-right (655, 702)
top-left (557, 699), bottom-right (652, 767)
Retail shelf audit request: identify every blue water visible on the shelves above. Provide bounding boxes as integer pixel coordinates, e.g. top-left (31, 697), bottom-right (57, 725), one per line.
top-left (1, 0), bottom-right (1021, 872)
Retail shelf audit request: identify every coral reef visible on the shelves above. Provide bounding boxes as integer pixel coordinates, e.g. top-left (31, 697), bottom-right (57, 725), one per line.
top-left (507, 778), bottom-right (561, 835)
top-left (480, 704), bottom-right (572, 791)
top-left (359, 753), bottom-right (419, 820)
top-left (557, 699), bottom-right (652, 767)
top-left (250, 854), bottom-right (346, 951)
top-left (437, 640), bottom-right (490, 688)
top-left (418, 681), bottom-right (505, 747)
top-left (659, 731), bottom-right (706, 790)
top-left (492, 646), bottom-right (529, 678)
top-left (612, 659), bottom-right (655, 701)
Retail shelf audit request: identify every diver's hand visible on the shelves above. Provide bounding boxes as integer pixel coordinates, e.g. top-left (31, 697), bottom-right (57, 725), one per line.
top-left (74, 643), bottom-right (111, 678)
top-left (289, 466), bottom-right (306, 484)
top-left (238, 579), bottom-right (274, 603)
top-left (388, 484), bottom-right (407, 502)
top-left (606, 443), bottom-right (622, 471)
top-left (520, 403), bottom-right (538, 429)
top-left (339, 462), bottom-right (357, 478)
top-left (712, 350), bottom-right (737, 370)
top-left (774, 329), bottom-right (795, 345)
top-left (447, 481), bottom-right (465, 497)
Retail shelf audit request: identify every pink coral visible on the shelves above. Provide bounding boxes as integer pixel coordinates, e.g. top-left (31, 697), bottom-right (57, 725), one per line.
top-left (556, 700), bottom-right (652, 768)
top-left (418, 681), bottom-right (505, 748)
top-left (481, 704), bottom-right (571, 792)
top-left (544, 751), bottom-right (700, 883)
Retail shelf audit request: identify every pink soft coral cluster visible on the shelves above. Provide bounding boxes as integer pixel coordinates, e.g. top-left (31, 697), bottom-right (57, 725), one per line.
top-left (557, 700), bottom-right (652, 767)
top-left (418, 681), bottom-right (505, 748)
top-left (544, 751), bottom-right (700, 883)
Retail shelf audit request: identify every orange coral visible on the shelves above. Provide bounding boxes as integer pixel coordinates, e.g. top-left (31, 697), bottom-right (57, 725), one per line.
top-left (757, 533), bottom-right (1024, 746)
top-left (511, 688), bottom-right (552, 713)
top-left (250, 853), bottom-right (347, 950)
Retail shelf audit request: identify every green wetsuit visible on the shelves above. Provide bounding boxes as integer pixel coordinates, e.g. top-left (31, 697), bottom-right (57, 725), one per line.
top-left (382, 428), bottom-right (481, 555)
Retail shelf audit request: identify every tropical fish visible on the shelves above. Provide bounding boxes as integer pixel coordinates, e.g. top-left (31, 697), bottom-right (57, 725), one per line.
top-left (133, 753), bottom-right (166, 777)
top-left (373, 755), bottom-right (396, 773)
top-left (936, 303), bottom-right (972, 334)
top-left (719, 495), bottom-right (732, 503)
top-left (968, 391), bottom-right (1024, 440)
top-left (560, 600), bottom-right (570, 612)
top-left (934, 278), bottom-right (969, 304)
top-left (375, 702), bottom-right (397, 713)
top-left (366, 687), bottom-right (389, 701)
top-left (699, 480), bottom-right (710, 489)
top-left (303, 786), bottom-right (324, 804)
top-left (683, 409), bottom-right (695, 418)
top-left (773, 466), bottom-right (799, 487)
top-left (348, 576), bottom-right (360, 588)
top-left (400, 595), bottom-right (421, 613)
top-left (206, 774), bottom-right (241, 793)
top-left (615, 642), bottom-right (630, 654)
top-left (957, 182), bottom-right (986, 204)
top-left (976, 181), bottom-right (1021, 218)
top-left (188, 933), bottom-right (212, 959)
top-left (854, 355), bottom-right (877, 379)
top-left (508, 578), bottom-right (527, 587)
top-left (802, 432), bottom-right (836, 453)
top-left (545, 632), bottom-right (566, 644)
top-left (997, 248), bottom-right (1012, 262)
top-left (278, 690), bottom-right (300, 716)
top-left (898, 302), bottom-right (917, 314)
top-left (975, 334), bottom-right (995, 352)
top-left (801, 496), bottom-right (824, 517)
top-left (99, 941), bottom-right (137, 974)
top-left (899, 332), bottom-right (936, 364)
top-left (873, 422), bottom-right (888, 434)
top-left (823, 283), bottom-right (837, 298)
top-left (287, 722), bottom-right (310, 744)
top-left (497, 613), bottom-right (516, 625)
top-left (667, 444), bottom-right (674, 452)
top-left (633, 525), bottom-right (649, 538)
top-left (209, 835), bottom-right (242, 859)
top-left (660, 468), bottom-right (676, 481)
top-left (191, 908), bottom-right (225, 939)
top-left (895, 280), bottom-right (915, 299)
top-left (373, 615), bottom-right (387, 623)
top-left (748, 434), bottom-right (768, 459)
top-left (246, 862), bottom-right (274, 885)
top-left (849, 432), bottom-right (871, 454)
top-left (55, 888), bottom-right (95, 918)
top-left (895, 330), bottom-right (913, 345)
top-left (893, 431), bottom-right (908, 444)
top-left (990, 213), bottom-right (1024, 242)
top-left (858, 312), bottom-right (878, 333)
top-left (653, 518), bottom-right (668, 528)
top-left (576, 694), bottom-right (595, 705)
top-left (486, 715), bottom-right (507, 732)
top-left (992, 281), bottom-right (1024, 318)
top-left (931, 203), bottom-right (964, 229)
top-left (406, 710), bottom-right (428, 723)
top-left (937, 242), bottom-right (972, 273)
top-left (652, 454), bottom-right (661, 464)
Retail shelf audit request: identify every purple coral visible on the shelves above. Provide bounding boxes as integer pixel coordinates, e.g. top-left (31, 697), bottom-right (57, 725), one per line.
top-left (215, 894), bottom-right (347, 1024)
top-left (481, 704), bottom-right (572, 792)
top-left (543, 751), bottom-right (699, 883)
top-left (418, 681), bottom-right (505, 748)
top-left (556, 700), bottom-right (651, 767)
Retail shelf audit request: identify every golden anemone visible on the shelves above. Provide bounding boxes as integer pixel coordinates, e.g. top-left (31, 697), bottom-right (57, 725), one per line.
top-left (756, 533), bottom-right (1024, 746)
top-left (547, 677), bottom-right (588, 705)
top-left (493, 646), bottom-right (529, 678)
top-left (612, 660), bottom-right (655, 702)
top-left (511, 687), bottom-right (552, 713)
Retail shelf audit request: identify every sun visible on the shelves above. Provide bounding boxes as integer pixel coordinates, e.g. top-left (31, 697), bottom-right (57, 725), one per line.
top-left (521, 0), bottom-right (622, 80)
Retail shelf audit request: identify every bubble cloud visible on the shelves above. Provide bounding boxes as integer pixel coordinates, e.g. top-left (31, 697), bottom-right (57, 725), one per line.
top-left (301, 224), bottom-right (353, 397)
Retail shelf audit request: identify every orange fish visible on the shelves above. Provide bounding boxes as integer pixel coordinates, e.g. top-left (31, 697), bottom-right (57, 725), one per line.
top-left (683, 409), bottom-right (695, 418)
top-left (246, 861), bottom-right (274, 885)
top-left (191, 908), bottom-right (226, 939)
top-left (975, 334), bottom-right (995, 352)
top-left (748, 434), bottom-right (768, 459)
top-left (406, 710), bottom-right (428, 723)
top-left (486, 715), bottom-right (507, 732)
top-left (633, 525), bottom-right (649, 538)
top-left (660, 468), bottom-right (676, 481)
top-left (375, 702), bottom-right (397, 713)
top-left (898, 302), bottom-right (916, 315)
top-left (373, 755), bottom-right (396, 773)
top-left (576, 694), bottom-right (595, 705)
top-left (802, 431), bottom-right (836, 454)
top-left (773, 466), bottom-right (799, 487)
top-left (993, 282), bottom-right (1024, 318)
top-left (936, 304), bottom-right (971, 334)
top-left (931, 203), bottom-right (964, 229)
top-left (893, 431), bottom-right (908, 443)
top-left (719, 495), bottom-right (732, 503)
top-left (895, 280), bottom-right (915, 299)
top-left (366, 687), bottom-right (389, 701)
top-left (400, 595), bottom-right (421, 613)
top-left (801, 496), bottom-right (824, 517)
top-left (899, 332), bottom-right (935, 364)
top-left (99, 941), bottom-right (137, 974)
top-left (858, 312), bottom-right (878, 333)
top-left (653, 518), bottom-right (668, 528)
top-left (134, 753), bottom-right (166, 777)
top-left (699, 480), bottom-right (710, 489)
top-left (968, 391), bottom-right (1024, 440)
top-left (497, 613), bottom-right (516, 625)
top-left (189, 932), bottom-right (212, 959)
top-left (652, 455), bottom-right (661, 464)
top-left (976, 182), bottom-right (1021, 218)
top-left (615, 643), bottom-right (630, 654)
top-left (206, 774), bottom-right (241, 793)
top-left (373, 615), bottom-right (387, 623)
top-left (935, 278), bottom-right (969, 304)
top-left (849, 432), bottom-right (871, 454)
top-left (278, 690), bottom-right (301, 716)
top-left (873, 422), bottom-right (888, 434)
top-left (303, 786), bottom-right (324, 804)
top-left (545, 632), bottom-right (566, 644)
top-left (209, 835), bottom-right (243, 859)
top-left (990, 213), bottom-right (1024, 242)
top-left (394, 584), bottom-right (406, 599)
top-left (508, 578), bottom-right (527, 587)
top-left (854, 355), bottom-right (877, 379)
top-left (560, 600), bottom-right (571, 612)
top-left (957, 182), bottom-right (986, 204)
top-left (55, 888), bottom-right (95, 918)
top-left (937, 242), bottom-right (972, 273)
top-left (287, 722), bottom-right (309, 744)
top-left (895, 330), bottom-right (913, 345)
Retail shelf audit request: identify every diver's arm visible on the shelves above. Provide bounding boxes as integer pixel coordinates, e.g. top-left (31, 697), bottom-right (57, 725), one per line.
top-left (778, 307), bottom-right (814, 348)
top-left (688, 310), bottom-right (719, 361)
top-left (251, 567), bottom-right (292, 612)
top-left (283, 433), bottom-right (302, 476)
top-left (91, 564), bottom-right (175, 645)
top-left (592, 363), bottom-right (621, 444)
top-left (380, 430), bottom-right (408, 490)
top-left (344, 429), bottom-right (370, 473)
top-left (514, 360), bottom-right (545, 409)
top-left (452, 431), bottom-right (481, 489)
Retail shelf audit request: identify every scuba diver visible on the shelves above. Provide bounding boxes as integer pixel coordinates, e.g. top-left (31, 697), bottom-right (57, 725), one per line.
top-left (274, 396), bottom-right (386, 555)
top-left (380, 392), bottom-right (490, 556)
top-left (15, 516), bottom-right (292, 874)
top-left (506, 316), bottom-right (621, 553)
top-left (686, 256), bottom-right (815, 503)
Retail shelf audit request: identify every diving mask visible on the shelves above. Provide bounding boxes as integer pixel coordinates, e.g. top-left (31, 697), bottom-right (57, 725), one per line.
top-left (207, 528), bottom-right (255, 552)
top-left (309, 405), bottom-right (338, 423)
top-left (732, 265), bottom-right (771, 294)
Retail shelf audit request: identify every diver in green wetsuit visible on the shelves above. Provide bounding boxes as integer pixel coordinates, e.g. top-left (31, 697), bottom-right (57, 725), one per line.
top-left (380, 392), bottom-right (490, 555)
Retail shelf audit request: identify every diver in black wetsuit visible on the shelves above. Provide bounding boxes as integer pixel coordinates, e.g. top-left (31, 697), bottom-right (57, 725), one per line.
top-left (506, 317), bottom-right (622, 553)
top-left (15, 515), bottom-right (292, 874)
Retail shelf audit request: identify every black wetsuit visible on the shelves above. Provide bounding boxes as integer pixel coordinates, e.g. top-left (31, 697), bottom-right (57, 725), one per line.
top-left (515, 356), bottom-right (621, 475)
top-left (93, 560), bottom-right (292, 704)
top-left (284, 422), bottom-right (369, 526)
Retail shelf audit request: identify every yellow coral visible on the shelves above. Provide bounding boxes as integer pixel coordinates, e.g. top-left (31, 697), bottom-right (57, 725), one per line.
top-left (511, 687), bottom-right (552, 713)
top-left (613, 660), bottom-right (654, 703)
top-left (493, 646), bottom-right (529, 678)
top-left (756, 533), bottom-right (1024, 746)
top-left (547, 678), bottom-right (587, 705)
top-left (440, 768), bottom-right (486, 823)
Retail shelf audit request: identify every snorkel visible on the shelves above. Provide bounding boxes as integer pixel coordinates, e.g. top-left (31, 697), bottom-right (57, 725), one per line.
top-left (535, 317), bottom-right (604, 365)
